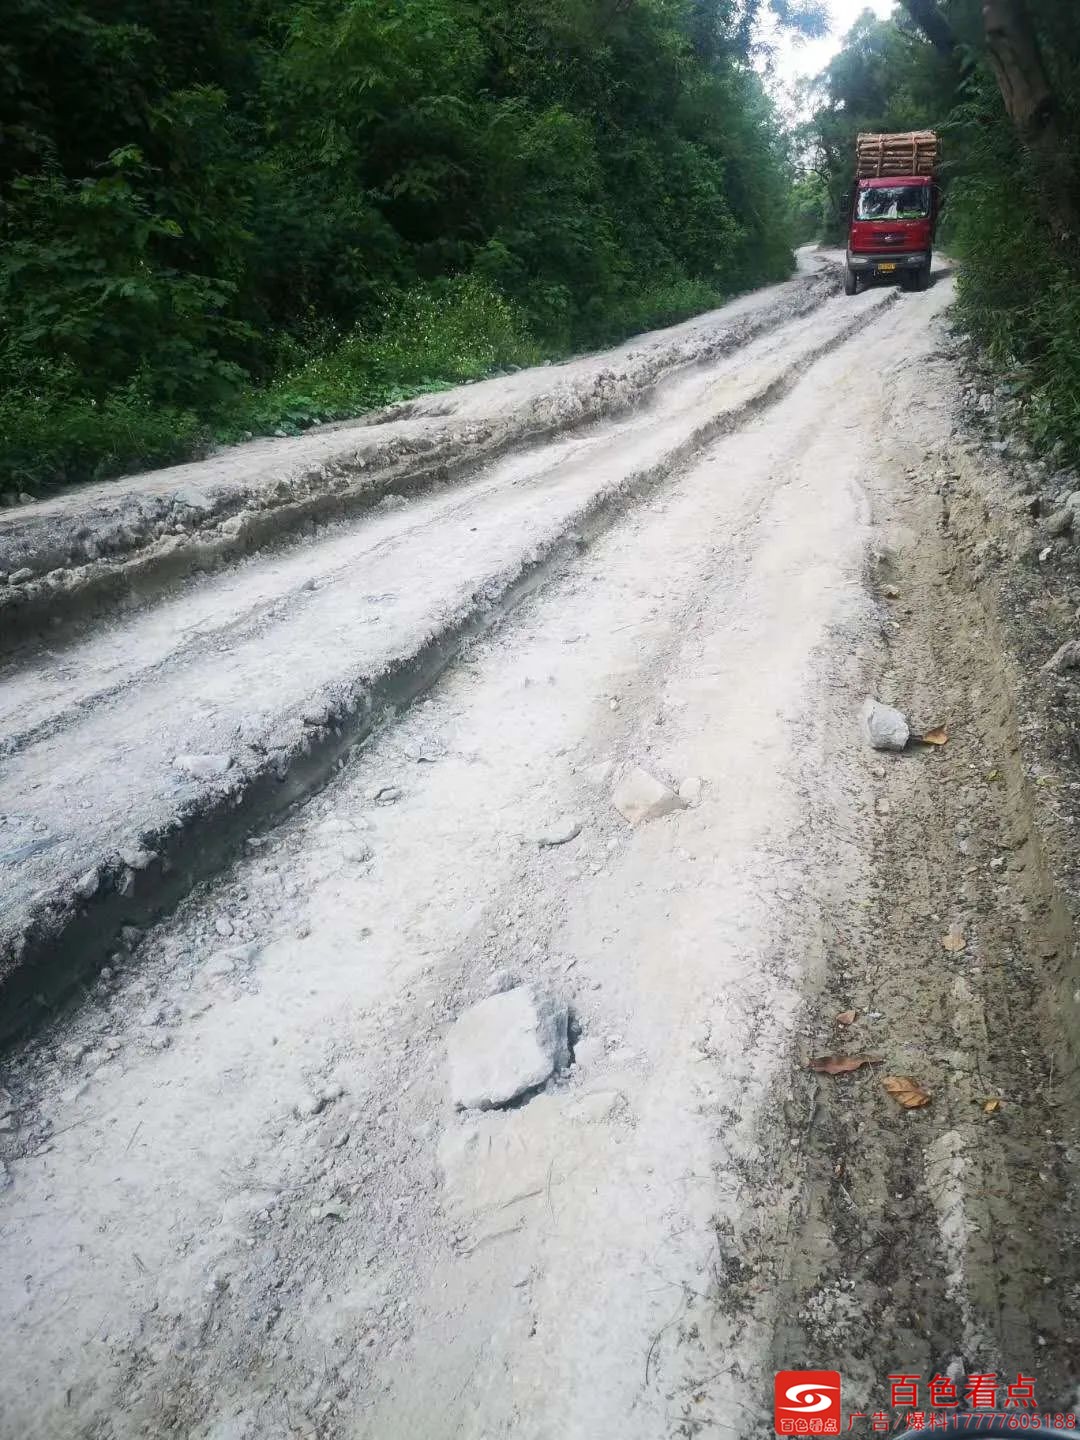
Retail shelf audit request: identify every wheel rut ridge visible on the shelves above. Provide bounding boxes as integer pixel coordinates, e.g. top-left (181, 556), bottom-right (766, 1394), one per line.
top-left (0, 286), bottom-right (898, 1046)
top-left (0, 269), bottom-right (842, 655)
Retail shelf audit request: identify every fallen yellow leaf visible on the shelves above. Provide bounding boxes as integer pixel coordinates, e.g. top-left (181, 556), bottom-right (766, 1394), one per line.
top-left (807, 1054), bottom-right (882, 1075)
top-left (882, 1075), bottom-right (932, 1109)
top-left (836, 1010), bottom-right (858, 1027)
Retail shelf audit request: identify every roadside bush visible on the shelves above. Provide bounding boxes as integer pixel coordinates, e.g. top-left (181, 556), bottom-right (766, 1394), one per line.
top-left (945, 96), bottom-right (1080, 467)
top-left (222, 276), bottom-right (541, 439)
top-left (594, 276), bottom-right (732, 344)
top-left (0, 149), bottom-right (253, 409)
top-left (0, 385), bottom-right (206, 492)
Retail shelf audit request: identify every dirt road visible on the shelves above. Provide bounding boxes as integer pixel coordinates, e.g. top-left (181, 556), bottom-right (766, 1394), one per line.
top-left (4, 256), bottom-right (1080, 1438)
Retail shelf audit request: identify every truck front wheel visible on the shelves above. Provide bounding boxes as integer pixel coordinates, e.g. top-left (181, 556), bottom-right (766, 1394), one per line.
top-left (915, 265), bottom-right (930, 291)
top-left (843, 266), bottom-right (858, 296)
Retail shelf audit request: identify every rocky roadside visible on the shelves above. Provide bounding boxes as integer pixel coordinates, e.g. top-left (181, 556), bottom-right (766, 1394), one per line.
top-left (763, 325), bottom-right (1080, 1423)
top-left (949, 346), bottom-right (1080, 987)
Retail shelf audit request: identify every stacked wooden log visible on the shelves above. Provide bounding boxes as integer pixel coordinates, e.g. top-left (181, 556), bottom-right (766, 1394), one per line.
top-left (855, 131), bottom-right (939, 178)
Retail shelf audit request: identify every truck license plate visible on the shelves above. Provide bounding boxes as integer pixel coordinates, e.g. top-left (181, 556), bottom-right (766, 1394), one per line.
top-left (878, 262), bottom-right (897, 272)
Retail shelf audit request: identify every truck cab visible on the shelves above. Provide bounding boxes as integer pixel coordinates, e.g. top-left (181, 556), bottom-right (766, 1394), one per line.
top-left (844, 175), bottom-right (937, 293)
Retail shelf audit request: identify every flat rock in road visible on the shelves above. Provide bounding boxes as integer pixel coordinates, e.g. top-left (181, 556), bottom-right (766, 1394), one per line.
top-left (533, 815), bottom-right (582, 847)
top-left (611, 766), bottom-right (686, 825)
top-left (447, 985), bottom-right (568, 1109)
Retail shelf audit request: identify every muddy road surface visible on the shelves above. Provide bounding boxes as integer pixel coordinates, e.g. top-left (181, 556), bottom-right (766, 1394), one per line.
top-left (4, 255), bottom-right (1080, 1438)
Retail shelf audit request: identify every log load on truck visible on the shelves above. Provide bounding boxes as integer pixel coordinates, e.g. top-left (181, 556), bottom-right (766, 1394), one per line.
top-left (843, 130), bottom-right (941, 295)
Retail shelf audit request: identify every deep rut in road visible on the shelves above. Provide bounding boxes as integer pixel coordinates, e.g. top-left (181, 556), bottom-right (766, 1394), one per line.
top-left (2, 270), bottom-right (1079, 1440)
top-left (0, 282), bottom-right (896, 1040)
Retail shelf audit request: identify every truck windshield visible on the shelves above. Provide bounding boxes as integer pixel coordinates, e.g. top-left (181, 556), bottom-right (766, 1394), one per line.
top-left (856, 185), bottom-right (930, 221)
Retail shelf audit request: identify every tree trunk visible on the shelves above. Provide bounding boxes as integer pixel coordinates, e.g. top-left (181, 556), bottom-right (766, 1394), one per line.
top-left (982, 0), bottom-right (1078, 244)
top-left (983, 0), bottom-right (1055, 138)
top-left (899, 0), bottom-right (958, 57)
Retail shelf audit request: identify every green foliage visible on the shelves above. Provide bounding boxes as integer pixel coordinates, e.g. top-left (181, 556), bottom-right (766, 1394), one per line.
top-left (228, 276), bottom-right (541, 438)
top-left (0, 0), bottom-right (807, 493)
top-left (788, 169), bottom-right (828, 245)
top-left (0, 387), bottom-right (207, 493)
top-left (946, 84), bottom-right (1080, 464)
top-left (0, 148), bottom-right (252, 408)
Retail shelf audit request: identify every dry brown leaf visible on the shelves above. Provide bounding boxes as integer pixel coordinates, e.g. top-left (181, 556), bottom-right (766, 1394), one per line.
top-left (882, 1075), bottom-right (932, 1109)
top-left (836, 1010), bottom-right (858, 1027)
top-left (920, 725), bottom-right (948, 746)
top-left (941, 925), bottom-right (966, 953)
top-left (807, 1054), bottom-right (882, 1076)
top-left (982, 1098), bottom-right (1001, 1115)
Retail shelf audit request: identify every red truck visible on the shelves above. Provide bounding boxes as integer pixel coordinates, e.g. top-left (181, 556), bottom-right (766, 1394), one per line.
top-left (843, 131), bottom-right (940, 295)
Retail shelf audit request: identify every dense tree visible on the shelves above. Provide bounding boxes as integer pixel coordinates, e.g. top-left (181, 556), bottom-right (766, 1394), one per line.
top-left (0, 0), bottom-right (819, 491)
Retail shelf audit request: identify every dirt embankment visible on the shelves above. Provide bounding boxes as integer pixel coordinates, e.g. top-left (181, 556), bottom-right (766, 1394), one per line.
top-left (0, 265), bottom-right (840, 650)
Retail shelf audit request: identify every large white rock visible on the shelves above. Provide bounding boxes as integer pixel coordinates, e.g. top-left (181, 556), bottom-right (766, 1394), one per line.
top-left (447, 985), bottom-right (568, 1110)
top-left (173, 752), bottom-right (234, 780)
top-left (862, 697), bottom-right (910, 752)
top-left (611, 767), bottom-right (686, 825)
